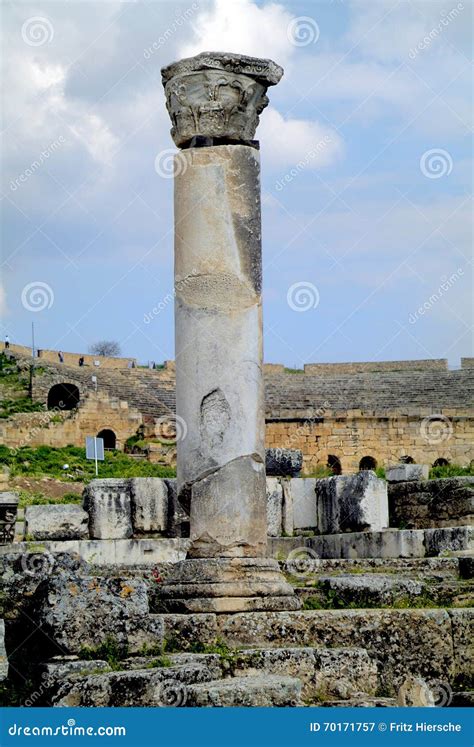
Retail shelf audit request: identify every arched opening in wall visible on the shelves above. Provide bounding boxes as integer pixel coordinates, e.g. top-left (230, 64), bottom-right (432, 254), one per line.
top-left (400, 455), bottom-right (414, 464)
top-left (359, 456), bottom-right (377, 471)
top-left (47, 383), bottom-right (80, 411)
top-left (433, 457), bottom-right (450, 467)
top-left (97, 429), bottom-right (116, 450)
top-left (327, 455), bottom-right (342, 475)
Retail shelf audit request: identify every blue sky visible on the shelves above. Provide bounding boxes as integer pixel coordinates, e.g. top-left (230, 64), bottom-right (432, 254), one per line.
top-left (1, 0), bottom-right (472, 367)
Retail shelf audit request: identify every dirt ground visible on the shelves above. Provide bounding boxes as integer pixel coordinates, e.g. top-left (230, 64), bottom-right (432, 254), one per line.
top-left (11, 476), bottom-right (84, 500)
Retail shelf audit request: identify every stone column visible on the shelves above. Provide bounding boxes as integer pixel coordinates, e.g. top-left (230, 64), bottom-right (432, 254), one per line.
top-left (158, 52), bottom-right (299, 613)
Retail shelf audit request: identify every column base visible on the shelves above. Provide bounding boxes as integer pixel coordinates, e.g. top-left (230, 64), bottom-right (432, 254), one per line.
top-left (155, 557), bottom-right (301, 613)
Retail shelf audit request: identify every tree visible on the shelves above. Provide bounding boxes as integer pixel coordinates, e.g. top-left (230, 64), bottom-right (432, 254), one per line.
top-left (89, 340), bottom-right (121, 357)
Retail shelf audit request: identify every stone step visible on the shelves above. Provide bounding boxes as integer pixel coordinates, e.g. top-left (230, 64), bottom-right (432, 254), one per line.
top-left (319, 696), bottom-right (398, 707)
top-left (185, 675), bottom-right (302, 707)
top-left (293, 574), bottom-right (474, 609)
top-left (52, 662), bottom-right (218, 707)
top-left (280, 556), bottom-right (463, 580)
top-left (269, 526), bottom-right (473, 560)
top-left (161, 607), bottom-right (472, 695)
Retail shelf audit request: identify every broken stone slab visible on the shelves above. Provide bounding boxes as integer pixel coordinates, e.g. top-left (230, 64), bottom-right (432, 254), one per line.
top-left (265, 448), bottom-right (302, 477)
top-left (316, 471), bottom-right (389, 534)
top-left (83, 479), bottom-right (132, 540)
top-left (164, 479), bottom-right (189, 538)
top-left (130, 478), bottom-right (168, 534)
top-left (311, 574), bottom-right (425, 607)
top-left (53, 662), bottom-right (217, 707)
top-left (424, 526), bottom-right (473, 557)
top-left (0, 619), bottom-right (8, 681)
top-left (38, 574), bottom-right (163, 654)
top-left (290, 478), bottom-right (317, 530)
top-left (3, 538), bottom-right (191, 568)
top-left (232, 646), bottom-right (377, 701)
top-left (185, 674), bottom-right (302, 707)
top-left (386, 464), bottom-right (429, 482)
top-left (266, 477), bottom-right (283, 537)
top-left (448, 608), bottom-right (474, 689)
top-left (24, 504), bottom-right (89, 541)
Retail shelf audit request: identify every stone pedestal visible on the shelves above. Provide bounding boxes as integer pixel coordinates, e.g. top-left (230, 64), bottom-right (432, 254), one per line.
top-left (158, 52), bottom-right (299, 612)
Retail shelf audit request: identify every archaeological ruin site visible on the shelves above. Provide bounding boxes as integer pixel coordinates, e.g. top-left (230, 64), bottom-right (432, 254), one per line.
top-left (1, 52), bottom-right (473, 711)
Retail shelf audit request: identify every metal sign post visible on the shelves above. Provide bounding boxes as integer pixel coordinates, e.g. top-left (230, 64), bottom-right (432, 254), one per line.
top-left (86, 436), bottom-right (105, 476)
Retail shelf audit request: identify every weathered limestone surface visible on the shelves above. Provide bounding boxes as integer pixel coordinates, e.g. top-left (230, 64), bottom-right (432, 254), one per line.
top-left (130, 477), bottom-right (168, 534)
top-left (38, 574), bottom-right (163, 654)
top-left (291, 478), bottom-right (317, 530)
top-left (0, 619), bottom-right (8, 681)
top-left (186, 675), bottom-right (302, 707)
top-left (24, 504), bottom-right (89, 541)
top-left (316, 471), bottom-right (389, 534)
top-left (265, 448), bottom-right (302, 477)
top-left (83, 479), bottom-right (132, 540)
top-left (269, 526), bottom-right (472, 559)
top-left (386, 464), bottom-right (429, 482)
top-left (266, 478), bottom-right (283, 537)
top-left (389, 476), bottom-right (474, 529)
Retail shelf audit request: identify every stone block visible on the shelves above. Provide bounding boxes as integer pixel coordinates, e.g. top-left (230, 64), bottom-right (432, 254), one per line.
top-left (316, 471), bottom-right (388, 534)
top-left (83, 479), bottom-right (132, 540)
top-left (265, 448), bottom-right (302, 477)
top-left (39, 573), bottom-right (163, 654)
top-left (386, 464), bottom-right (429, 482)
top-left (290, 478), bottom-right (317, 530)
top-left (186, 675), bottom-right (302, 707)
top-left (24, 504), bottom-right (88, 541)
top-left (388, 477), bottom-right (474, 529)
top-left (0, 619), bottom-right (8, 681)
top-left (266, 478), bottom-right (282, 536)
top-left (424, 526), bottom-right (473, 557)
top-left (130, 478), bottom-right (168, 534)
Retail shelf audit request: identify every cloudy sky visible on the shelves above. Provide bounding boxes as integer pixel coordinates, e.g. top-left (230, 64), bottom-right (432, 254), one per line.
top-left (1, 0), bottom-right (472, 367)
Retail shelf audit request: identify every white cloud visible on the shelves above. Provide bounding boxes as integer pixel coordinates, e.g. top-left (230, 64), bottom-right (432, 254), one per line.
top-left (0, 283), bottom-right (7, 317)
top-left (259, 107), bottom-right (343, 171)
top-left (180, 0), bottom-right (294, 65)
top-left (69, 113), bottom-right (119, 164)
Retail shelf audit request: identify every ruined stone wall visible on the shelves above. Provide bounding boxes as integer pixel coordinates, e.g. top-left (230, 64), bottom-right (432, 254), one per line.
top-left (2, 342), bottom-right (136, 369)
top-left (0, 391), bottom-right (143, 450)
top-left (265, 409), bottom-right (474, 474)
top-left (303, 359), bottom-right (448, 375)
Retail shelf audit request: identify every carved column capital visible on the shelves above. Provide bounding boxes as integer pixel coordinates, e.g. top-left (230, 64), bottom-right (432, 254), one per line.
top-left (161, 51), bottom-right (284, 147)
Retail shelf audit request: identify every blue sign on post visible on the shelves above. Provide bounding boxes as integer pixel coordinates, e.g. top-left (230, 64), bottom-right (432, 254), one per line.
top-left (86, 436), bottom-right (104, 476)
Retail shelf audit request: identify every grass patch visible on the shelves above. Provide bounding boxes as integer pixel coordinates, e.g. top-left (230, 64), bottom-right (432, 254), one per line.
top-left (429, 464), bottom-right (474, 479)
top-left (79, 636), bottom-right (129, 671)
top-left (17, 490), bottom-right (82, 508)
top-left (302, 466), bottom-right (333, 478)
top-left (0, 397), bottom-right (45, 419)
top-left (0, 444), bottom-right (175, 482)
